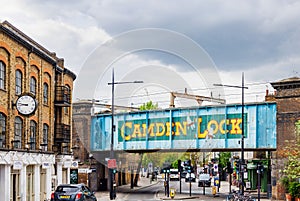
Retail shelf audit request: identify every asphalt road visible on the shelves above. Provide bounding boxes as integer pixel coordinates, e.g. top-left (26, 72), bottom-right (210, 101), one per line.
top-left (95, 178), bottom-right (272, 201)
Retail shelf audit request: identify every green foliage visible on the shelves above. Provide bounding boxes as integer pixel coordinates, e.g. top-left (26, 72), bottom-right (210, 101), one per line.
top-left (288, 182), bottom-right (300, 198)
top-left (142, 152), bottom-right (181, 168)
top-left (139, 101), bottom-right (158, 111)
top-left (280, 176), bottom-right (290, 193)
top-left (282, 141), bottom-right (300, 181)
top-left (218, 152), bottom-right (231, 168)
top-left (281, 138), bottom-right (300, 196)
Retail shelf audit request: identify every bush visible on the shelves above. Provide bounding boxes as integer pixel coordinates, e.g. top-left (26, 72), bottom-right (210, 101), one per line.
top-left (280, 176), bottom-right (290, 193)
top-left (288, 182), bottom-right (300, 198)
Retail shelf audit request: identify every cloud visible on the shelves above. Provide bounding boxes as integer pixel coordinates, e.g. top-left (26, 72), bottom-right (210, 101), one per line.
top-left (2, 0), bottom-right (300, 105)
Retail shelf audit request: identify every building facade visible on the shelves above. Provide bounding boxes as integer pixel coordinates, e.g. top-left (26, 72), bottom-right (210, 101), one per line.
top-left (267, 77), bottom-right (300, 200)
top-left (0, 21), bottom-right (76, 201)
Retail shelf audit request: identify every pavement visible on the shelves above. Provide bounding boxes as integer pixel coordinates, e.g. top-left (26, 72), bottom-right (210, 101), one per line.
top-left (95, 177), bottom-right (278, 201)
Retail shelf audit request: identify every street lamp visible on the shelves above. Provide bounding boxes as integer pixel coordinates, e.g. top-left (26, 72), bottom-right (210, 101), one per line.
top-left (107, 68), bottom-right (143, 200)
top-left (214, 72), bottom-right (248, 195)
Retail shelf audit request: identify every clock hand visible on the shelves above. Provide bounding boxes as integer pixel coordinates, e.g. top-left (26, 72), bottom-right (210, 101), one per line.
top-left (17, 103), bottom-right (29, 106)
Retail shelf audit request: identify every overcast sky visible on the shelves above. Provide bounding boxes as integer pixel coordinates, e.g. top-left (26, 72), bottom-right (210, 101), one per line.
top-left (2, 0), bottom-right (300, 108)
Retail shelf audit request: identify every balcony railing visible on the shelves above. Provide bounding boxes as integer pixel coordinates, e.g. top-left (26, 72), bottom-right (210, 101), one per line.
top-left (55, 86), bottom-right (71, 106)
top-left (55, 124), bottom-right (71, 143)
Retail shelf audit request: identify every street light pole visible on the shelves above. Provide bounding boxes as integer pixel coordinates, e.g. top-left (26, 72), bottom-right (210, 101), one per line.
top-left (110, 68), bottom-right (115, 200)
top-left (241, 72), bottom-right (245, 195)
top-left (108, 68), bottom-right (143, 200)
top-left (214, 72), bottom-right (248, 195)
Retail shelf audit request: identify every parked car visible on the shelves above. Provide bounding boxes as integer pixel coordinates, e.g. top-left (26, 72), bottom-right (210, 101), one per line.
top-left (185, 172), bottom-right (196, 182)
top-left (51, 183), bottom-right (97, 201)
top-left (198, 173), bottom-right (211, 187)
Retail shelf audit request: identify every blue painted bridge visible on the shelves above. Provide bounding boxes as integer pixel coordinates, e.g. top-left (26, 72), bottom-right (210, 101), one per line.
top-left (90, 102), bottom-right (276, 152)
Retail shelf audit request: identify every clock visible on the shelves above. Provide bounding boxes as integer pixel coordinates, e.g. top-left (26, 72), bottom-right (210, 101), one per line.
top-left (16, 94), bottom-right (37, 115)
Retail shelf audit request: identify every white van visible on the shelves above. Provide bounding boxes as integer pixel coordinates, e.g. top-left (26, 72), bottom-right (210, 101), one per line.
top-left (169, 169), bottom-right (179, 181)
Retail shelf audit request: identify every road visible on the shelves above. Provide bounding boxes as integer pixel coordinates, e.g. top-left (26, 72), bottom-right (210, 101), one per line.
top-left (95, 177), bottom-right (272, 201)
top-left (96, 178), bottom-right (229, 201)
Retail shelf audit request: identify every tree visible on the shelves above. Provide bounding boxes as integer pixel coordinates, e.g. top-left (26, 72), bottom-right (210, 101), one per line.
top-left (139, 101), bottom-right (158, 110)
top-left (218, 152), bottom-right (231, 168)
top-left (133, 101), bottom-right (158, 186)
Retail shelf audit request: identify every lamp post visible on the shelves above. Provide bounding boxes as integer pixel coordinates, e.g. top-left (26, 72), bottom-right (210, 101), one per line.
top-left (107, 68), bottom-right (143, 200)
top-left (214, 72), bottom-right (248, 195)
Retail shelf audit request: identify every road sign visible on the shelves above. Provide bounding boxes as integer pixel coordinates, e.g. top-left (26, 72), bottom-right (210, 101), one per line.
top-left (108, 159), bottom-right (117, 169)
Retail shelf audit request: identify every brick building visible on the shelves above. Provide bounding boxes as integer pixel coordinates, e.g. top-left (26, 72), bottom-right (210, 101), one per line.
top-left (0, 21), bottom-right (76, 201)
top-left (267, 77), bottom-right (300, 200)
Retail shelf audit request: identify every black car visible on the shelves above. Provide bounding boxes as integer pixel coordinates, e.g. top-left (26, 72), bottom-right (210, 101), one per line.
top-left (51, 183), bottom-right (97, 201)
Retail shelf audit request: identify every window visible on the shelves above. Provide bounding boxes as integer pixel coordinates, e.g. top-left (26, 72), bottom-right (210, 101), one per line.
top-left (14, 117), bottom-right (23, 149)
top-left (43, 83), bottom-right (48, 105)
top-left (42, 124), bottom-right (48, 151)
top-left (30, 77), bottom-right (36, 96)
top-left (0, 113), bottom-right (6, 148)
top-left (0, 61), bottom-right (5, 90)
top-left (64, 85), bottom-right (70, 114)
top-left (29, 120), bottom-right (37, 150)
top-left (16, 70), bottom-right (22, 95)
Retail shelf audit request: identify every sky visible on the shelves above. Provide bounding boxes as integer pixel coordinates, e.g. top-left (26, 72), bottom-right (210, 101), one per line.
top-left (2, 0), bottom-right (300, 108)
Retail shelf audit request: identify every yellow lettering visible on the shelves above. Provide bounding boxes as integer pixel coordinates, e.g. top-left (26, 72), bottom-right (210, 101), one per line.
top-left (132, 124), bottom-right (142, 138)
top-left (148, 124), bottom-right (155, 137)
top-left (175, 121), bottom-right (187, 136)
top-left (166, 122), bottom-right (174, 136)
top-left (197, 118), bottom-right (208, 138)
top-left (230, 118), bottom-right (242, 134)
top-left (155, 122), bottom-right (165, 136)
top-left (121, 122), bottom-right (132, 141)
top-left (207, 120), bottom-right (218, 134)
top-left (141, 124), bottom-right (147, 137)
top-left (219, 119), bottom-right (229, 134)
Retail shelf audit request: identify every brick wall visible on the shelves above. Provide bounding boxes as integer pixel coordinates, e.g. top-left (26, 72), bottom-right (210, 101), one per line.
top-left (0, 21), bottom-right (75, 152)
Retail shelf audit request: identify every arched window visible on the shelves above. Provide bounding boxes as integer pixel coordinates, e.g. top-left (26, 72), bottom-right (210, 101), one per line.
top-left (43, 83), bottom-right (49, 105)
top-left (30, 76), bottom-right (36, 96)
top-left (42, 124), bottom-right (49, 151)
top-left (14, 117), bottom-right (23, 149)
top-left (0, 113), bottom-right (6, 148)
top-left (16, 70), bottom-right (22, 95)
top-left (29, 120), bottom-right (37, 150)
top-left (0, 61), bottom-right (5, 90)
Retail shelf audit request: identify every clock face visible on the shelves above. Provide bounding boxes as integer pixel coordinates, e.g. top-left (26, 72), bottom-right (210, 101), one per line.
top-left (16, 95), bottom-right (37, 115)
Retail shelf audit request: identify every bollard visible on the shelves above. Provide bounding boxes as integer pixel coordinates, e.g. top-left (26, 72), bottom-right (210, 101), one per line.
top-left (212, 186), bottom-right (217, 196)
top-left (170, 188), bottom-right (176, 199)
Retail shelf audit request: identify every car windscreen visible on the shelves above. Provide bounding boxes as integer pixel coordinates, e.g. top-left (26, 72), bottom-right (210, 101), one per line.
top-left (56, 186), bottom-right (79, 193)
top-left (199, 174), bottom-right (210, 180)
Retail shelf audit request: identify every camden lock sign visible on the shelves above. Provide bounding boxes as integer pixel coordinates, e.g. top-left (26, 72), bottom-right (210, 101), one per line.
top-left (91, 103), bottom-right (277, 151)
top-left (118, 113), bottom-right (247, 142)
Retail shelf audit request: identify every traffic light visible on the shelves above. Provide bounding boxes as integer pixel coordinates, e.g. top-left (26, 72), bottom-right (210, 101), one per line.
top-left (162, 166), bottom-right (170, 173)
top-left (257, 163), bottom-right (264, 174)
top-left (113, 169), bottom-right (117, 174)
top-left (186, 164), bottom-right (193, 173)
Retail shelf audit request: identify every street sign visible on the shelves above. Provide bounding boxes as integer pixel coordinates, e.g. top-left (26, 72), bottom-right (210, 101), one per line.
top-left (108, 159), bottom-right (117, 169)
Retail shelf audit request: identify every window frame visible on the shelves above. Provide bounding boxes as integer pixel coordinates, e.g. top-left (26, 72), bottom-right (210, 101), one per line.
top-left (29, 120), bottom-right (37, 150)
top-left (43, 83), bottom-right (49, 105)
top-left (42, 124), bottom-right (48, 151)
top-left (14, 117), bottom-right (23, 149)
top-left (0, 113), bottom-right (6, 148)
top-left (15, 70), bottom-right (22, 95)
top-left (0, 61), bottom-right (5, 90)
top-left (30, 76), bottom-right (37, 96)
